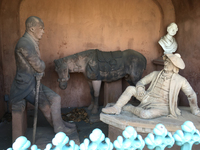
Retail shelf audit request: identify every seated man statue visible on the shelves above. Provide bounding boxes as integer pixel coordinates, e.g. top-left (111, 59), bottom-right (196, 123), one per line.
top-left (102, 53), bottom-right (200, 119)
top-left (10, 16), bottom-right (76, 134)
top-left (158, 23), bottom-right (178, 54)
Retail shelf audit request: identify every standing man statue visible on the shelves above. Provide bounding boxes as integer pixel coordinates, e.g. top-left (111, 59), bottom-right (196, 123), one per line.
top-left (102, 53), bottom-right (200, 119)
top-left (10, 16), bottom-right (76, 134)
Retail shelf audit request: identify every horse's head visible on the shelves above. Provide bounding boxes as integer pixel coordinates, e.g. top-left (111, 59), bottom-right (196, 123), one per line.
top-left (54, 59), bottom-right (70, 90)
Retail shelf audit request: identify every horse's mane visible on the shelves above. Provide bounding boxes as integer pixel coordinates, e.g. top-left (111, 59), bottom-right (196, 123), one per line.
top-left (54, 58), bottom-right (65, 68)
top-left (54, 49), bottom-right (96, 68)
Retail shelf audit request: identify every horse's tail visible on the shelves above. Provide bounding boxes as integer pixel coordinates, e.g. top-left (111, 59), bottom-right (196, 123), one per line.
top-left (126, 49), bottom-right (147, 70)
top-left (135, 50), bottom-right (147, 70)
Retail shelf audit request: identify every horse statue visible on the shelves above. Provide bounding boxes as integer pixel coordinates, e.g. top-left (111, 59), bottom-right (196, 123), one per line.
top-left (54, 49), bottom-right (147, 114)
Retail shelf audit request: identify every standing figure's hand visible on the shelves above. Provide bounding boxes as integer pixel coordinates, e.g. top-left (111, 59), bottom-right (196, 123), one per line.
top-left (35, 72), bottom-right (44, 81)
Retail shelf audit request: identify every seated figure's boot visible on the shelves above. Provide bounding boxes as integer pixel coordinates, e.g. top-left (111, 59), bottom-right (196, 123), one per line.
top-left (51, 96), bottom-right (76, 135)
top-left (91, 97), bottom-right (99, 114)
top-left (102, 86), bottom-right (136, 115)
top-left (102, 105), bottom-right (121, 114)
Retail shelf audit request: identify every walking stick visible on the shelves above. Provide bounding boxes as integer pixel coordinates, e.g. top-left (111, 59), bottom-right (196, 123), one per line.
top-left (32, 72), bottom-right (43, 144)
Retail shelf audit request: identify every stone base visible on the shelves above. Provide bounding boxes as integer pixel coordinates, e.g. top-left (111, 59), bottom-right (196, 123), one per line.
top-left (12, 109), bottom-right (27, 142)
top-left (101, 106), bottom-right (200, 149)
top-left (100, 106), bottom-right (200, 134)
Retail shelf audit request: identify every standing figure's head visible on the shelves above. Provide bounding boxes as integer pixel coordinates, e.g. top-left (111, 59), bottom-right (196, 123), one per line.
top-left (25, 16), bottom-right (45, 41)
top-left (167, 23), bottom-right (178, 36)
top-left (163, 53), bottom-right (185, 73)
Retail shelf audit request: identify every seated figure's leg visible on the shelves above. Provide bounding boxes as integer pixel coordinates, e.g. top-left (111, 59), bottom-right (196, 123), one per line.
top-left (132, 107), bottom-right (169, 119)
top-left (102, 86), bottom-right (136, 114)
top-left (122, 103), bottom-right (136, 112)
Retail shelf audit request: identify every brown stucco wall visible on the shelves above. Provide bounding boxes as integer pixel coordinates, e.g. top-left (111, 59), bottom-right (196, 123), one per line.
top-left (0, 0), bottom-right (176, 112)
top-left (172, 0), bottom-right (200, 106)
top-left (0, 0), bottom-right (21, 118)
top-left (0, 0), bottom-right (5, 119)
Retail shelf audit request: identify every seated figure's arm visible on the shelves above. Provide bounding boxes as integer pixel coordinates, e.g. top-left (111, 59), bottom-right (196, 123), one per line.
top-left (136, 71), bottom-right (156, 87)
top-left (136, 71), bottom-right (156, 98)
top-left (181, 78), bottom-right (200, 116)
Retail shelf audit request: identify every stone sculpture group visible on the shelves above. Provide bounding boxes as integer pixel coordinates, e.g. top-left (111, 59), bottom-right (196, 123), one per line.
top-left (102, 22), bottom-right (200, 119)
top-left (9, 15), bottom-right (200, 142)
top-left (102, 53), bottom-right (200, 118)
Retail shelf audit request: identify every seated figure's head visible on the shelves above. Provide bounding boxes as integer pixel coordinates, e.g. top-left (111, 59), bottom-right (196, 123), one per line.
top-left (25, 16), bottom-right (44, 40)
top-left (163, 53), bottom-right (185, 73)
top-left (167, 23), bottom-right (178, 36)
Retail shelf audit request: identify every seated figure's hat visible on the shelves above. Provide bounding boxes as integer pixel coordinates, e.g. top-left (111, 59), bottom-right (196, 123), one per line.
top-left (164, 53), bottom-right (185, 69)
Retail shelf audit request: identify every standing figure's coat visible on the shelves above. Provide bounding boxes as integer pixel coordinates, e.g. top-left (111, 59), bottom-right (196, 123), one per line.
top-left (10, 32), bottom-right (45, 103)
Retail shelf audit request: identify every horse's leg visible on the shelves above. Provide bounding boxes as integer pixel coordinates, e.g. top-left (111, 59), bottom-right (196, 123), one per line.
top-left (91, 80), bottom-right (102, 114)
top-left (88, 81), bottom-right (95, 110)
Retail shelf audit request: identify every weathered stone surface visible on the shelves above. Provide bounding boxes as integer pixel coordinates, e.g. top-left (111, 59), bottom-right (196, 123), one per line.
top-left (100, 107), bottom-right (200, 133)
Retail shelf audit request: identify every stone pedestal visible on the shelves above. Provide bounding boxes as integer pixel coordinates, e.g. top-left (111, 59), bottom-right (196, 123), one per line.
top-left (101, 106), bottom-right (200, 134)
top-left (104, 80), bottom-right (122, 106)
top-left (12, 107), bottom-right (27, 142)
top-left (101, 106), bottom-right (200, 149)
top-left (12, 100), bottom-right (27, 142)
